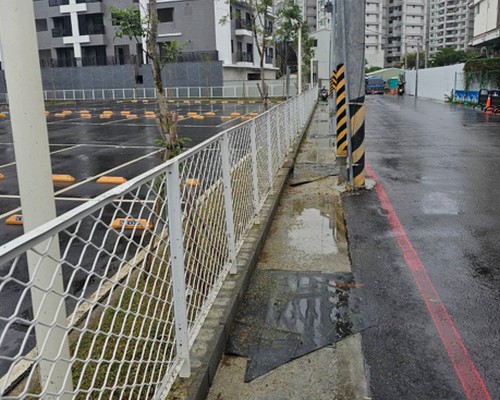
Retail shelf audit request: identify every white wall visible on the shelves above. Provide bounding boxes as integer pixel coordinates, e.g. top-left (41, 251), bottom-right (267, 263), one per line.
top-left (405, 64), bottom-right (464, 101)
top-left (311, 29), bottom-right (331, 85)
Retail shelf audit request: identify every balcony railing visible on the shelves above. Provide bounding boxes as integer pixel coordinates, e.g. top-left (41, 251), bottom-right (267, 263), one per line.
top-left (236, 52), bottom-right (254, 63)
top-left (49, 0), bottom-right (69, 6)
top-left (38, 52), bottom-right (219, 68)
top-left (51, 27), bottom-right (72, 38)
top-left (80, 24), bottom-right (105, 35)
top-left (235, 19), bottom-right (253, 31)
top-left (76, 0), bottom-right (102, 3)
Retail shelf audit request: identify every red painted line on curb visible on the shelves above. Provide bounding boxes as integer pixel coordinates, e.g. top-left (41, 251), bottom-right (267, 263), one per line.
top-left (366, 163), bottom-right (492, 400)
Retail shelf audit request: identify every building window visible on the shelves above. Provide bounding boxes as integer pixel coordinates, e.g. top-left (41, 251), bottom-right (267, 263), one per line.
top-left (158, 8), bottom-right (174, 23)
top-left (35, 19), bottom-right (48, 32)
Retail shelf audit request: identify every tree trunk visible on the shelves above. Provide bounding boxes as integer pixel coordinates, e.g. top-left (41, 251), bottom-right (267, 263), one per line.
top-left (148, 0), bottom-right (177, 161)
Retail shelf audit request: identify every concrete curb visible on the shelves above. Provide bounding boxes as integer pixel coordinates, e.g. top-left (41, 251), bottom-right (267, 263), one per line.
top-left (167, 101), bottom-right (318, 400)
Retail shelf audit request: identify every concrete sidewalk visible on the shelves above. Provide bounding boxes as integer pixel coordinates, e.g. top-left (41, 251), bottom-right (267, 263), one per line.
top-left (205, 102), bottom-right (369, 400)
top-left (167, 102), bottom-right (369, 400)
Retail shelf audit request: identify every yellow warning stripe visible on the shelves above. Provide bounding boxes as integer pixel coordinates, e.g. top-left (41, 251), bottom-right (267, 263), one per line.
top-left (337, 116), bottom-right (347, 129)
top-left (350, 107), bottom-right (365, 135)
top-left (336, 91), bottom-right (346, 103)
top-left (350, 104), bottom-right (366, 187)
top-left (352, 141), bottom-right (365, 164)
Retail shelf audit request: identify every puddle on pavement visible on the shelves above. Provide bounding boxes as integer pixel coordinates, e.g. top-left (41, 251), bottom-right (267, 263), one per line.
top-left (226, 270), bottom-right (362, 382)
top-left (288, 208), bottom-right (339, 255)
top-left (286, 195), bottom-right (347, 256)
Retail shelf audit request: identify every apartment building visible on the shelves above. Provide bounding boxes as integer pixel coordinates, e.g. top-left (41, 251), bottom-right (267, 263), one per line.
top-left (428, 0), bottom-right (474, 56)
top-left (469, 0), bottom-right (500, 56)
top-left (0, 0), bottom-right (276, 80)
top-left (366, 0), bottom-right (387, 67)
top-left (386, 0), bottom-right (427, 66)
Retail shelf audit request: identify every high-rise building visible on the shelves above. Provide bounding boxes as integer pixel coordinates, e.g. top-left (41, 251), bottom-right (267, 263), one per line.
top-left (386, 0), bottom-right (427, 66)
top-left (428, 0), bottom-right (474, 56)
top-left (365, 0), bottom-right (387, 68)
top-left (1, 0), bottom-right (276, 80)
top-left (469, 0), bottom-right (500, 57)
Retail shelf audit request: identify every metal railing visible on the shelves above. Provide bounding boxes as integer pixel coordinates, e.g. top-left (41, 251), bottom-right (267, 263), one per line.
top-left (236, 52), bottom-right (254, 63)
top-left (0, 82), bottom-right (297, 103)
top-left (0, 87), bottom-right (317, 399)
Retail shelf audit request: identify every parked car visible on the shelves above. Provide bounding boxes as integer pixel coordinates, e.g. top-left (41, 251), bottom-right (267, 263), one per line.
top-left (365, 77), bottom-right (385, 94)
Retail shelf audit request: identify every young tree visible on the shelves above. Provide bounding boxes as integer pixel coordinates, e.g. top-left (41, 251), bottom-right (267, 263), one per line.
top-left (110, 2), bottom-right (186, 161)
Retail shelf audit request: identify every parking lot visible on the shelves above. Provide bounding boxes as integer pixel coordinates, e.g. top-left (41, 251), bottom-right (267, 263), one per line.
top-left (0, 98), bottom-right (262, 245)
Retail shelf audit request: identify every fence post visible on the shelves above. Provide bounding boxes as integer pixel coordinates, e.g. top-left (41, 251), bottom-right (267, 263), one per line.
top-left (0, 2), bottom-right (73, 397)
top-left (165, 160), bottom-right (191, 378)
top-left (278, 105), bottom-right (285, 161)
top-left (220, 133), bottom-right (237, 273)
top-left (250, 120), bottom-right (260, 215)
top-left (266, 112), bottom-right (274, 187)
top-left (63, 90), bottom-right (66, 101)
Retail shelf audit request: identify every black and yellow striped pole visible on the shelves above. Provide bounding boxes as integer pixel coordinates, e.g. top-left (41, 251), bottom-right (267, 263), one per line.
top-left (335, 64), bottom-right (347, 157)
top-left (348, 99), bottom-right (365, 188)
top-left (329, 69), bottom-right (337, 98)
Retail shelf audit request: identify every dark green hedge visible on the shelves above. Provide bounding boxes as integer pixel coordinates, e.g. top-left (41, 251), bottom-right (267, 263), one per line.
top-left (464, 58), bottom-right (500, 73)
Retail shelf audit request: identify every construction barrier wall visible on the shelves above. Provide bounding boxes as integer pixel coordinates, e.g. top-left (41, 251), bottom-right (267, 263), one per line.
top-left (405, 63), bottom-right (464, 101)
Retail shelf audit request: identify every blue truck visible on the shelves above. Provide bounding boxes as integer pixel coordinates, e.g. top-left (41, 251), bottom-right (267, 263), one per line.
top-left (365, 77), bottom-right (385, 94)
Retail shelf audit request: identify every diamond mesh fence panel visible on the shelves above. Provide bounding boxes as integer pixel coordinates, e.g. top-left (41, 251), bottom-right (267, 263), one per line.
top-left (0, 87), bottom-right (317, 399)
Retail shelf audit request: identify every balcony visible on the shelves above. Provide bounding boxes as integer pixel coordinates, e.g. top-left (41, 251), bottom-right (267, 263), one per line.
top-left (76, 0), bottom-right (102, 3)
top-left (235, 19), bottom-right (253, 37)
top-left (236, 52), bottom-right (254, 63)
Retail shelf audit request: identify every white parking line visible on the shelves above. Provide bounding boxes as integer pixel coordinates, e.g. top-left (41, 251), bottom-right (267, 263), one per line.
top-left (0, 144), bottom-right (82, 169)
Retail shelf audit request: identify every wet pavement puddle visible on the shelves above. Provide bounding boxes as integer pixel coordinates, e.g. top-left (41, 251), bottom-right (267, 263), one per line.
top-left (226, 270), bottom-right (362, 382)
top-left (288, 208), bottom-right (339, 255)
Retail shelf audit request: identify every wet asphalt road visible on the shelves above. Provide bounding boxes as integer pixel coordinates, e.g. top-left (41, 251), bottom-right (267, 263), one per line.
top-left (343, 95), bottom-right (500, 399)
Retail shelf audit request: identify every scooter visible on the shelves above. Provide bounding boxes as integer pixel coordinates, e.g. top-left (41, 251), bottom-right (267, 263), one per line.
top-left (319, 88), bottom-right (328, 102)
top-left (398, 82), bottom-right (405, 96)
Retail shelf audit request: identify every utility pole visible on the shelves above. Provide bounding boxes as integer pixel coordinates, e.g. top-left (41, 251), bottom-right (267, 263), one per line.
top-left (415, 42), bottom-right (420, 98)
top-left (404, 42), bottom-right (408, 70)
top-left (326, 0), bottom-right (335, 143)
top-left (332, 0), bottom-right (366, 189)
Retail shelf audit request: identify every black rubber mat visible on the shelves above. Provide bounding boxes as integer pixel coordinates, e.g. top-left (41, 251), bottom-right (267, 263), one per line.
top-left (226, 270), bottom-right (362, 382)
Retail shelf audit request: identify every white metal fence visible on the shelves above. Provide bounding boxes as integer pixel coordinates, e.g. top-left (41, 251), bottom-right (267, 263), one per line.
top-left (0, 87), bottom-right (317, 399)
top-left (0, 83), bottom-right (298, 104)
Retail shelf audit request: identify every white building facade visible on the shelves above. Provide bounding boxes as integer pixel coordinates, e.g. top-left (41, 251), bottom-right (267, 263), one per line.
top-left (365, 0), bottom-right (387, 68)
top-left (469, 0), bottom-right (500, 56)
